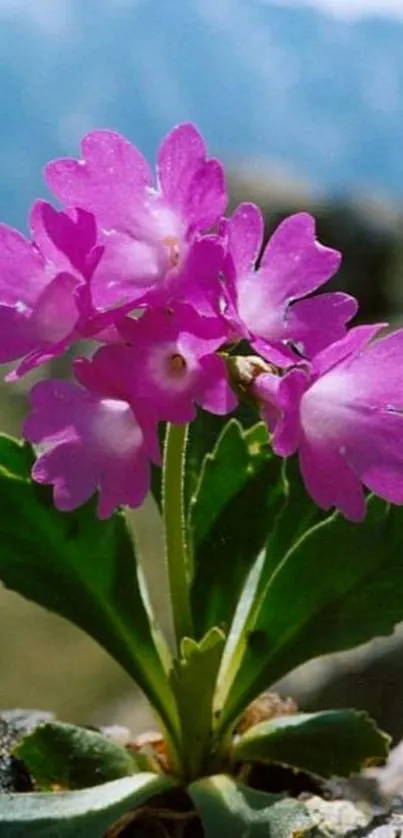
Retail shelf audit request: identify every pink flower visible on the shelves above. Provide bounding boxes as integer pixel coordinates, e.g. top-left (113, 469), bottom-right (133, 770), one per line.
top-left (23, 350), bottom-right (160, 518)
top-left (254, 324), bottom-right (403, 521)
top-left (0, 201), bottom-right (104, 379)
top-left (90, 303), bottom-right (237, 424)
top-left (221, 203), bottom-right (357, 365)
top-left (45, 123), bottom-right (227, 312)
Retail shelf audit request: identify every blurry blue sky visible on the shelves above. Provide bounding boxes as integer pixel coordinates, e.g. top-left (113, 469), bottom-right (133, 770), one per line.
top-left (275, 0), bottom-right (403, 17)
top-left (1, 0), bottom-right (402, 30)
top-left (1, 0), bottom-right (403, 229)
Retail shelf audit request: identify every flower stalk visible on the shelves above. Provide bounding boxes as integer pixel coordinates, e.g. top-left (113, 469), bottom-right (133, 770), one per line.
top-left (162, 422), bottom-right (194, 651)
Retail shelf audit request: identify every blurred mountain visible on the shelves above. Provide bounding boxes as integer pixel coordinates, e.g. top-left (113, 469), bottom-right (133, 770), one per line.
top-left (1, 0), bottom-right (403, 227)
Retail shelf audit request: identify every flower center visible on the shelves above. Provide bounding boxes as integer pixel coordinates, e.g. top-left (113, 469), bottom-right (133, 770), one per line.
top-left (163, 236), bottom-right (181, 269)
top-left (168, 353), bottom-right (187, 376)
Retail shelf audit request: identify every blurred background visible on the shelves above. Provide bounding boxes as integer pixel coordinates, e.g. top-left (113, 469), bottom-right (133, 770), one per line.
top-left (2, 0), bottom-right (403, 741)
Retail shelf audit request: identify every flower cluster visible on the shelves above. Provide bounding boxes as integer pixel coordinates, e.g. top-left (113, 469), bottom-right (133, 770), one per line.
top-left (1, 122), bottom-right (403, 521)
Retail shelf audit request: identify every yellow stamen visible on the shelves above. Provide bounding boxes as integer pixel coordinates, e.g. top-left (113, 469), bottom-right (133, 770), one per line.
top-left (169, 353), bottom-right (187, 374)
top-left (163, 236), bottom-right (181, 268)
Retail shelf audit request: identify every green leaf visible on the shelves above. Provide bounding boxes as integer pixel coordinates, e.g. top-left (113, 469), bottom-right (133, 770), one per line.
top-left (170, 628), bottom-right (226, 779)
top-left (0, 436), bottom-right (35, 477)
top-left (186, 403), bottom-right (259, 509)
top-left (239, 454), bottom-right (329, 643)
top-left (150, 421), bottom-right (168, 511)
top-left (0, 773), bottom-right (176, 837)
top-left (189, 774), bottom-right (312, 838)
top-left (15, 722), bottom-right (141, 791)
top-left (0, 435), bottom-right (178, 742)
top-left (189, 420), bottom-right (284, 638)
top-left (262, 456), bottom-right (326, 580)
top-left (220, 497), bottom-right (403, 731)
top-left (232, 710), bottom-right (390, 779)
top-left (186, 410), bottom-right (229, 508)
top-left (216, 456), bottom-right (328, 707)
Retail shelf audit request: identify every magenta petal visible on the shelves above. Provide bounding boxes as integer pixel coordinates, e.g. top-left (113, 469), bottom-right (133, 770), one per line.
top-left (184, 158), bottom-right (227, 231)
top-left (24, 379), bottom-right (87, 443)
top-left (255, 369), bottom-right (307, 456)
top-left (285, 292), bottom-right (358, 358)
top-left (8, 349), bottom-right (59, 382)
top-left (31, 272), bottom-right (81, 343)
top-left (0, 224), bottom-right (46, 305)
top-left (33, 442), bottom-right (99, 512)
top-left (110, 304), bottom-right (232, 423)
top-left (24, 378), bottom-right (154, 517)
top-left (338, 327), bottom-right (403, 403)
top-left (251, 338), bottom-right (298, 368)
top-left (311, 323), bottom-right (386, 378)
top-left (341, 409), bottom-right (403, 505)
top-left (157, 122), bottom-right (206, 209)
top-left (253, 373), bottom-right (282, 433)
top-left (74, 351), bottom-right (161, 464)
top-left (231, 212), bottom-right (343, 352)
top-left (90, 230), bottom-right (165, 310)
top-left (226, 202), bottom-right (264, 276)
top-left (259, 213), bottom-right (342, 306)
top-left (97, 455), bottom-right (150, 519)
top-left (30, 201), bottom-right (97, 278)
top-left (198, 354), bottom-right (238, 416)
top-left (45, 129), bottom-right (152, 231)
top-left (0, 273), bottom-right (81, 378)
top-left (272, 369), bottom-right (308, 457)
top-left (299, 436), bottom-right (366, 522)
top-left (0, 306), bottom-right (37, 364)
top-left (178, 236), bottom-right (226, 317)
top-left (296, 325), bottom-right (403, 517)
top-left (74, 349), bottom-right (135, 400)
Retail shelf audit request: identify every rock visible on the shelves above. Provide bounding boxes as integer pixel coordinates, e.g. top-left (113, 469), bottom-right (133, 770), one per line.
top-left (0, 709), bottom-right (53, 792)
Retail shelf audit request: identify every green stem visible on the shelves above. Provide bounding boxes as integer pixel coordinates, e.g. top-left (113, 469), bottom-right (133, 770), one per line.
top-left (163, 423), bottom-right (193, 651)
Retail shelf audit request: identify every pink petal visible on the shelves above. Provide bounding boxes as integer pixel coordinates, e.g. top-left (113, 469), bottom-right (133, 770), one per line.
top-left (74, 352), bottom-right (161, 464)
top-left (311, 323), bottom-right (386, 378)
top-left (341, 408), bottom-right (403, 505)
top-left (299, 436), bottom-right (366, 522)
top-left (74, 350), bottom-right (132, 399)
top-left (157, 123), bottom-right (227, 230)
top-left (0, 273), bottom-right (82, 378)
top-left (97, 455), bottom-right (150, 519)
top-left (0, 224), bottom-right (46, 306)
top-left (198, 354), bottom-right (238, 416)
top-left (0, 306), bottom-right (37, 364)
top-left (32, 442), bottom-right (98, 512)
top-left (285, 292), bottom-right (358, 358)
top-left (7, 347), bottom-right (67, 382)
top-left (311, 329), bottom-right (403, 506)
top-left (272, 368), bottom-right (308, 457)
top-left (177, 236), bottom-right (226, 317)
top-left (30, 201), bottom-right (97, 277)
top-left (45, 130), bottom-right (152, 231)
top-left (111, 304), bottom-right (232, 424)
top-left (251, 337), bottom-right (298, 368)
top-left (31, 272), bottom-right (82, 343)
top-left (157, 123), bottom-right (206, 209)
top-left (25, 378), bottom-right (154, 516)
top-left (259, 213), bottom-right (341, 307)
top-left (253, 372), bottom-right (282, 432)
top-left (226, 202), bottom-right (264, 276)
top-left (24, 379), bottom-right (87, 444)
top-left (90, 230), bottom-right (166, 310)
top-left (340, 327), bottom-right (403, 403)
top-left (184, 158), bottom-right (227, 231)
